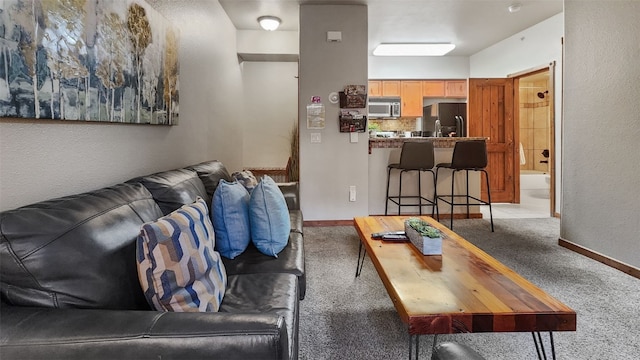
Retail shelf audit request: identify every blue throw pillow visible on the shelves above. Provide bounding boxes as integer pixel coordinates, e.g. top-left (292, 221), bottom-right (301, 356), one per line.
top-left (211, 180), bottom-right (251, 259)
top-left (249, 175), bottom-right (291, 257)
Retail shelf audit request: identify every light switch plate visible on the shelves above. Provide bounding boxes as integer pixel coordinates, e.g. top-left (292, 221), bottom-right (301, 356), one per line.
top-left (310, 133), bottom-right (321, 143)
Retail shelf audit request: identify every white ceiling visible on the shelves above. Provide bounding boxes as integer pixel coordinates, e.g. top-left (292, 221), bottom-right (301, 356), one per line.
top-left (219, 0), bottom-right (563, 56)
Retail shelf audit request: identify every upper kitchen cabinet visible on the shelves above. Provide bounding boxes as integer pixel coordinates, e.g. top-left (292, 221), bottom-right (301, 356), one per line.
top-left (445, 80), bottom-right (467, 98)
top-left (368, 80), bottom-right (401, 97)
top-left (401, 81), bottom-right (423, 117)
top-left (382, 81), bottom-right (401, 96)
top-left (368, 81), bottom-right (382, 96)
top-left (422, 81), bottom-right (445, 97)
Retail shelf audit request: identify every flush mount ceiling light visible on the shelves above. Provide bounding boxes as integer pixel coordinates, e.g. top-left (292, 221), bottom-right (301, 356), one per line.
top-left (508, 3), bottom-right (522, 13)
top-left (373, 43), bottom-right (456, 56)
top-left (258, 16), bottom-right (281, 31)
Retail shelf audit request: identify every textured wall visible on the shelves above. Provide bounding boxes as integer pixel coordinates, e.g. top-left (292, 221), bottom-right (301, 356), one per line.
top-left (241, 61), bottom-right (299, 168)
top-left (562, 1), bottom-right (640, 267)
top-left (0, 1), bottom-right (245, 211)
top-left (299, 5), bottom-right (369, 221)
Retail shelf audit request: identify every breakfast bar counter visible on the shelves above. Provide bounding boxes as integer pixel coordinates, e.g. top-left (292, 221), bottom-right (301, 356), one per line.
top-left (368, 137), bottom-right (487, 217)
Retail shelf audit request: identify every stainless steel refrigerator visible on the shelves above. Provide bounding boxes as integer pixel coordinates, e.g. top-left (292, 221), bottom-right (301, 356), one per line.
top-left (422, 102), bottom-right (466, 137)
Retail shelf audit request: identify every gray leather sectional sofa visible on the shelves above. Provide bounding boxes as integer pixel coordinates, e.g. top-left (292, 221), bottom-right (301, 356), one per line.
top-left (0, 160), bottom-right (304, 360)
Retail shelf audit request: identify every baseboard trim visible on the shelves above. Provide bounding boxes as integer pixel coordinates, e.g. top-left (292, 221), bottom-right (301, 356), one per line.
top-left (559, 238), bottom-right (640, 279)
top-left (304, 220), bottom-right (354, 227)
top-left (303, 213), bottom-right (483, 227)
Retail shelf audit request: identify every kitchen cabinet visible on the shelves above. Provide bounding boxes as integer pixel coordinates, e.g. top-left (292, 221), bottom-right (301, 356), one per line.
top-left (368, 80), bottom-right (401, 97)
top-left (382, 81), bottom-right (401, 96)
top-left (368, 81), bottom-right (381, 96)
top-left (445, 80), bottom-right (467, 98)
top-left (422, 81), bottom-right (445, 97)
top-left (401, 81), bottom-right (423, 117)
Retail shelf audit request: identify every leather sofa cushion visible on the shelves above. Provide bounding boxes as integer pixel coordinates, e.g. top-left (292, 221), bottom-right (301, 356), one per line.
top-left (277, 182), bottom-right (300, 211)
top-left (221, 273), bottom-right (299, 360)
top-left (0, 183), bottom-right (163, 310)
top-left (129, 169), bottom-right (208, 215)
top-left (0, 306), bottom-right (290, 360)
top-left (223, 232), bottom-right (305, 300)
top-left (186, 160), bottom-right (234, 205)
top-left (289, 210), bottom-right (303, 235)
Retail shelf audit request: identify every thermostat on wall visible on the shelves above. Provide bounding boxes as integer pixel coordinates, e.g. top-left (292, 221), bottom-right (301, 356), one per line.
top-left (327, 31), bottom-right (342, 42)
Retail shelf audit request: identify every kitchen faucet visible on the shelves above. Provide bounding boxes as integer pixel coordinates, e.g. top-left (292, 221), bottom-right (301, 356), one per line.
top-left (434, 119), bottom-right (442, 137)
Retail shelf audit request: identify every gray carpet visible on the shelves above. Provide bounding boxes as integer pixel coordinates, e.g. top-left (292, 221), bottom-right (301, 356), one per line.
top-left (298, 218), bottom-right (640, 359)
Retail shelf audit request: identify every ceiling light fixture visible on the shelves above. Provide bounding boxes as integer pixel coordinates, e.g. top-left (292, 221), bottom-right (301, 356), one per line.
top-left (508, 3), bottom-right (522, 13)
top-left (258, 16), bottom-right (281, 31)
top-left (373, 43), bottom-right (456, 56)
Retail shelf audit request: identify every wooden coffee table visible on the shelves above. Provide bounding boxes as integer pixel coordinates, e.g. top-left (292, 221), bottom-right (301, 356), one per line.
top-left (354, 216), bottom-right (576, 359)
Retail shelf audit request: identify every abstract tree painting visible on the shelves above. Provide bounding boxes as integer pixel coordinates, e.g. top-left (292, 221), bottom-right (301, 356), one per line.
top-left (0, 0), bottom-right (179, 125)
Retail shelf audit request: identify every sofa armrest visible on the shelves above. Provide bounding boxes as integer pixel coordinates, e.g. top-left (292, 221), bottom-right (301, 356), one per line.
top-left (278, 182), bottom-right (300, 210)
top-left (0, 306), bottom-right (289, 360)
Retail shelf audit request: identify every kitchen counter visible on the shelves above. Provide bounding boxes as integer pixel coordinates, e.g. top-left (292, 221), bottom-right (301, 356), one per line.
top-left (369, 136), bottom-right (487, 150)
top-left (368, 136), bottom-right (485, 217)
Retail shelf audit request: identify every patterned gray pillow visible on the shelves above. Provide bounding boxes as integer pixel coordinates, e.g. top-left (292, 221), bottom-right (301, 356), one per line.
top-left (232, 170), bottom-right (258, 192)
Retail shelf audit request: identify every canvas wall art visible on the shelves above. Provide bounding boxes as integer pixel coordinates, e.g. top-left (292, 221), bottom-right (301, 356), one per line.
top-left (0, 0), bottom-right (179, 125)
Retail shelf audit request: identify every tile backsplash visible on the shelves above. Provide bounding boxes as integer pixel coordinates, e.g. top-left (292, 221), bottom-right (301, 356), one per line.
top-left (369, 118), bottom-right (418, 132)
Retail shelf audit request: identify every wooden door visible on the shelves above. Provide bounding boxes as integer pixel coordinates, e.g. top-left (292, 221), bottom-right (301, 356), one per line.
top-left (468, 78), bottom-right (515, 203)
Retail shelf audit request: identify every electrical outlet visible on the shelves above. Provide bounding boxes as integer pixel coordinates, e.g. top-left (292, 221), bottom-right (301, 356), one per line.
top-left (349, 186), bottom-right (356, 202)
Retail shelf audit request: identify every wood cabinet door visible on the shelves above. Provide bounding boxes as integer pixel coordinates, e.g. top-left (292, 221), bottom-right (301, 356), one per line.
top-left (468, 78), bottom-right (515, 203)
top-left (382, 81), bottom-right (401, 96)
top-left (368, 81), bottom-right (381, 96)
top-left (401, 81), bottom-right (423, 117)
top-left (445, 80), bottom-right (467, 98)
top-left (422, 81), bottom-right (445, 97)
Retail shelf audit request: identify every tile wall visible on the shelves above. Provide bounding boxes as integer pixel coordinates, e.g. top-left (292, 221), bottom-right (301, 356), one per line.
top-left (519, 80), bottom-right (550, 172)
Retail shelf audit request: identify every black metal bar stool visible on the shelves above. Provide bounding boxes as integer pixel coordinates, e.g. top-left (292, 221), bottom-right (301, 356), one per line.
top-left (385, 141), bottom-right (438, 217)
top-left (435, 139), bottom-right (494, 231)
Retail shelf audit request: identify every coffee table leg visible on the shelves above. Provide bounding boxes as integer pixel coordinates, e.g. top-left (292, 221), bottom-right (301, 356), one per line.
top-left (532, 332), bottom-right (556, 360)
top-left (408, 334), bottom-right (420, 359)
top-left (355, 242), bottom-right (367, 277)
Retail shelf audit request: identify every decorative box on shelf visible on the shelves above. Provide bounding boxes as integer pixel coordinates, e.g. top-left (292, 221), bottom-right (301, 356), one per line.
top-left (404, 218), bottom-right (442, 255)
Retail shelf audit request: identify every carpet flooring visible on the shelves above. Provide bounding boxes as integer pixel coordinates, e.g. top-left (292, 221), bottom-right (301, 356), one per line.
top-left (298, 218), bottom-right (640, 359)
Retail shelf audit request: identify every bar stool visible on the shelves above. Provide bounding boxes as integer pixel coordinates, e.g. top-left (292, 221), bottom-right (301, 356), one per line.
top-left (435, 140), bottom-right (494, 231)
top-left (385, 141), bottom-right (438, 217)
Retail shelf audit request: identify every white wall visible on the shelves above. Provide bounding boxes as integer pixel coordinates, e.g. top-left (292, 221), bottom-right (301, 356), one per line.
top-left (0, 0), bottom-right (244, 211)
top-left (299, 4), bottom-right (369, 221)
top-left (369, 56), bottom-right (469, 79)
top-left (562, 1), bottom-right (640, 268)
top-left (241, 61), bottom-right (298, 168)
top-left (470, 13), bottom-right (564, 212)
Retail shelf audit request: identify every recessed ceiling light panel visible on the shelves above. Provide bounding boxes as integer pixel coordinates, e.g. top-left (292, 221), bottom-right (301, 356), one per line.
top-left (373, 43), bottom-right (456, 56)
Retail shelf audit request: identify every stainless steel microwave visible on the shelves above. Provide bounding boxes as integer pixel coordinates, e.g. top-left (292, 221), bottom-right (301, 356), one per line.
top-left (368, 101), bottom-right (401, 118)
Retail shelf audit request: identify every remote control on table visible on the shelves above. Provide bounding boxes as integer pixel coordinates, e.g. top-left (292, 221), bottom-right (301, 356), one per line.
top-left (371, 231), bottom-right (405, 239)
top-left (381, 234), bottom-right (409, 241)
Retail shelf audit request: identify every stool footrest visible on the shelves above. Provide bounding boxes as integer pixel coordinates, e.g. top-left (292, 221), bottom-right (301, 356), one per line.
top-left (388, 195), bottom-right (437, 207)
top-left (437, 194), bottom-right (491, 207)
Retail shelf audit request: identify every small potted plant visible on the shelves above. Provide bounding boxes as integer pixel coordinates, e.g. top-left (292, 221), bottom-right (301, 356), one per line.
top-left (404, 217), bottom-right (442, 255)
top-left (368, 122), bottom-right (381, 138)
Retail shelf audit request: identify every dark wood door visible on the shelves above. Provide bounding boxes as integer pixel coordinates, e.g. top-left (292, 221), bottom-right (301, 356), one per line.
top-left (467, 78), bottom-right (516, 203)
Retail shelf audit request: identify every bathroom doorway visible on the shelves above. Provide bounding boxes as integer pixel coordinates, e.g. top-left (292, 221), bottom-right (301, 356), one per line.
top-left (515, 66), bottom-right (555, 217)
